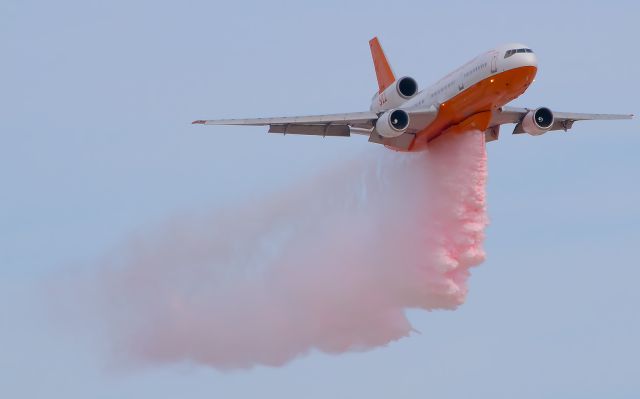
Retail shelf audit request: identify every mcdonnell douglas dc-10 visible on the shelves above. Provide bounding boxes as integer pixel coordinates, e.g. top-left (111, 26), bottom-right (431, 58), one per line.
top-left (193, 38), bottom-right (632, 151)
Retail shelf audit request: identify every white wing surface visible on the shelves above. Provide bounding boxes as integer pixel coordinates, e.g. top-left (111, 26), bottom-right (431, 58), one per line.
top-left (193, 112), bottom-right (378, 137)
top-left (193, 108), bottom-right (438, 143)
top-left (492, 106), bottom-right (633, 134)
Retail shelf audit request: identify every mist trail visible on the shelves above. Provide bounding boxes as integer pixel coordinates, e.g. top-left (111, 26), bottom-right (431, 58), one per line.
top-left (87, 130), bottom-right (488, 369)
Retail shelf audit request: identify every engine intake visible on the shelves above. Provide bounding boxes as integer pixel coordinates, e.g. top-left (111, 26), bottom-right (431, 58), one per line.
top-left (370, 76), bottom-right (419, 112)
top-left (397, 76), bottom-right (418, 98)
top-left (376, 109), bottom-right (410, 138)
top-left (522, 107), bottom-right (554, 136)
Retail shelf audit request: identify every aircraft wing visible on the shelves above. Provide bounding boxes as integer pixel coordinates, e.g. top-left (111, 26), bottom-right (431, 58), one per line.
top-left (192, 108), bottom-right (438, 145)
top-left (492, 106), bottom-right (633, 134)
top-left (192, 111), bottom-right (378, 137)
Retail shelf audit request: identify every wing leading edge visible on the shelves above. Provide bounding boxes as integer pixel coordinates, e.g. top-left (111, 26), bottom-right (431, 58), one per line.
top-left (193, 111), bottom-right (378, 137)
top-left (193, 107), bottom-right (631, 145)
top-left (193, 108), bottom-right (438, 146)
top-left (492, 106), bottom-right (633, 135)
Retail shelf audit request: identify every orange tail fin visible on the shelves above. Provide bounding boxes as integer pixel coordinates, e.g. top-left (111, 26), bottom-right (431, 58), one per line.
top-left (369, 37), bottom-right (396, 93)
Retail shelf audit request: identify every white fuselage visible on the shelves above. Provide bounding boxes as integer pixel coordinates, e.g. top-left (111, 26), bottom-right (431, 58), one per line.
top-left (373, 43), bottom-right (538, 113)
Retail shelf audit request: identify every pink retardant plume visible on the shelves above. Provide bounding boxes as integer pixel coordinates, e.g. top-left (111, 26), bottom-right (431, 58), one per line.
top-left (69, 130), bottom-right (488, 370)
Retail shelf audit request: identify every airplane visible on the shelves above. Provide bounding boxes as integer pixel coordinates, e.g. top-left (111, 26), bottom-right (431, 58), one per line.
top-left (193, 37), bottom-right (632, 151)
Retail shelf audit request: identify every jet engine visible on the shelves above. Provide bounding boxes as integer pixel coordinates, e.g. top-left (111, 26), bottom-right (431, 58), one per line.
top-left (370, 76), bottom-right (418, 112)
top-left (375, 109), bottom-right (410, 138)
top-left (521, 107), bottom-right (554, 136)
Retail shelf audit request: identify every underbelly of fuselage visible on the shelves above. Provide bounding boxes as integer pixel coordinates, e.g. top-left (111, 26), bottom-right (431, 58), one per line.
top-left (406, 65), bottom-right (538, 151)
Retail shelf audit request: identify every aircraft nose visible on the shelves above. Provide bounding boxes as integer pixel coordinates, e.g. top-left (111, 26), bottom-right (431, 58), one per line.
top-left (510, 50), bottom-right (538, 69)
top-left (526, 51), bottom-right (538, 68)
top-left (502, 46), bottom-right (538, 69)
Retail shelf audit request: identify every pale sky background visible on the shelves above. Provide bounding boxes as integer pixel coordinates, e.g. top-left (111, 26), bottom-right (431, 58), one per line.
top-left (1, 0), bottom-right (639, 398)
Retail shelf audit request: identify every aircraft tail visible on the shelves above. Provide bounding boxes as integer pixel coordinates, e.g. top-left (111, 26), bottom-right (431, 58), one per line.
top-left (369, 37), bottom-right (396, 93)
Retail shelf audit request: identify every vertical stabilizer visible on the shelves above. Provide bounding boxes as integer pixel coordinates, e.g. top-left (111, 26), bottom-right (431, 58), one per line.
top-left (369, 37), bottom-right (396, 93)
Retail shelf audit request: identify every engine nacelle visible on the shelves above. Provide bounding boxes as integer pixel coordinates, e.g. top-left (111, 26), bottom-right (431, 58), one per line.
top-left (522, 107), bottom-right (554, 136)
top-left (370, 76), bottom-right (418, 112)
top-left (375, 109), bottom-right (410, 138)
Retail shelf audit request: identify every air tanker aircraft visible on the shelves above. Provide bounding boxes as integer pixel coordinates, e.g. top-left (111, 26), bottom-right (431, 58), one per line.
top-left (193, 37), bottom-right (632, 151)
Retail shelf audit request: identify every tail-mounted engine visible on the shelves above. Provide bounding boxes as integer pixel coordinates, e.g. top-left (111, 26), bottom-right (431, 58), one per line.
top-left (370, 76), bottom-right (418, 112)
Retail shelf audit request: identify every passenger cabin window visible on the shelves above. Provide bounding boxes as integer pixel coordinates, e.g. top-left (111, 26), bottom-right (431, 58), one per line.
top-left (504, 48), bottom-right (533, 58)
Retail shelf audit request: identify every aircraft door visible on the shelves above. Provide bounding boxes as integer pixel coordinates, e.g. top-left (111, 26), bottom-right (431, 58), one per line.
top-left (491, 52), bottom-right (498, 73)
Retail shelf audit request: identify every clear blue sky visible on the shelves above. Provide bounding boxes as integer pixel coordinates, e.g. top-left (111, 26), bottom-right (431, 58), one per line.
top-left (1, 0), bottom-right (639, 398)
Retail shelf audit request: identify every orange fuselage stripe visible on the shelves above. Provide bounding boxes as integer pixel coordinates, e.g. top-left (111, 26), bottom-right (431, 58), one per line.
top-left (404, 65), bottom-right (537, 152)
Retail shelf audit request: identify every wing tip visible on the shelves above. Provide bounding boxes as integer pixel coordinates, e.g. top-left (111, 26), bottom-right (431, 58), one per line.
top-left (192, 120), bottom-right (206, 125)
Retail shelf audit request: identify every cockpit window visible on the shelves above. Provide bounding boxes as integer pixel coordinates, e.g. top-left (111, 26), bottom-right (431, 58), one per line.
top-left (504, 48), bottom-right (534, 58)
